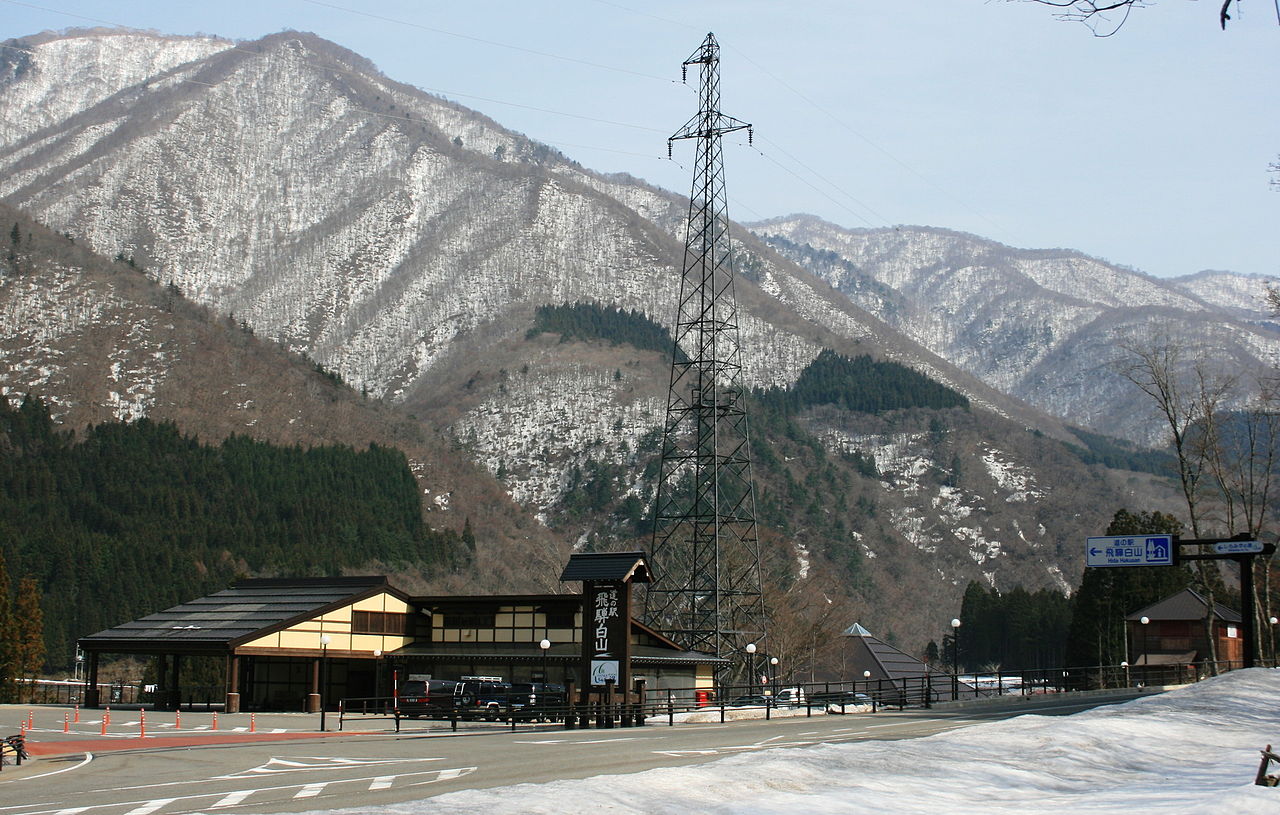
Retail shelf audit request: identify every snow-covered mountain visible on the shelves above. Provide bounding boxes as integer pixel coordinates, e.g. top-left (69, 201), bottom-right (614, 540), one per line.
top-left (751, 216), bottom-right (1280, 444)
top-left (0, 29), bottom-right (1187, 650)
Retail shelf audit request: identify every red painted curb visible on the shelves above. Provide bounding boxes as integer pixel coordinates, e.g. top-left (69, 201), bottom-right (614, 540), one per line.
top-left (27, 731), bottom-right (371, 756)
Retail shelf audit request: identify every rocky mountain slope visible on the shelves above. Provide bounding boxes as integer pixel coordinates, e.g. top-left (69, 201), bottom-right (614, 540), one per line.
top-left (751, 216), bottom-right (1280, 445)
top-left (0, 202), bottom-right (565, 594)
top-left (0, 29), bottom-right (1187, 654)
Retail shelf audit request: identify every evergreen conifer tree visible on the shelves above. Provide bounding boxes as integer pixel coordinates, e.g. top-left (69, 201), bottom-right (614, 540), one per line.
top-left (13, 577), bottom-right (45, 680)
top-left (0, 552), bottom-right (15, 701)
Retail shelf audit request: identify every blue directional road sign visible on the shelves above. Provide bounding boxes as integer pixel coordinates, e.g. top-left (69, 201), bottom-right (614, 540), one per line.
top-left (1212, 540), bottom-right (1263, 555)
top-left (1086, 535), bottom-right (1174, 567)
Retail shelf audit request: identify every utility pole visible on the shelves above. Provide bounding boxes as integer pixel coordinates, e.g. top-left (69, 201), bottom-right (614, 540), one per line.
top-left (644, 32), bottom-right (767, 680)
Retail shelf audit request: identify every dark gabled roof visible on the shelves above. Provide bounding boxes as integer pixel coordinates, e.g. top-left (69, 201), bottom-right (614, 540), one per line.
top-left (1126, 587), bottom-right (1242, 623)
top-left (79, 576), bottom-right (395, 654)
top-left (560, 551), bottom-right (653, 583)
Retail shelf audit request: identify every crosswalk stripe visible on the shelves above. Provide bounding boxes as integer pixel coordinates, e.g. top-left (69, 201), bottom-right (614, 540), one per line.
top-left (54, 808), bottom-right (91, 814)
top-left (369, 776), bottom-right (394, 790)
top-left (211, 790), bottom-right (255, 808)
top-left (435, 768), bottom-right (467, 781)
top-left (293, 784), bottom-right (326, 799)
top-left (123, 799), bottom-right (175, 815)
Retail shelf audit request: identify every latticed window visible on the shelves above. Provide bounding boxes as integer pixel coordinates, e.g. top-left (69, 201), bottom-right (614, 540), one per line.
top-left (352, 611), bottom-right (408, 635)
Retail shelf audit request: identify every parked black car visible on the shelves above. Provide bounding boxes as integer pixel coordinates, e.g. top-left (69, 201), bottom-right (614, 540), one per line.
top-left (508, 682), bottom-right (566, 721)
top-left (397, 679), bottom-right (459, 718)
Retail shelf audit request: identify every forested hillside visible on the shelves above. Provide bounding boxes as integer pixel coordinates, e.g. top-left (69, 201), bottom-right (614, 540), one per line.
top-left (0, 395), bottom-right (465, 668)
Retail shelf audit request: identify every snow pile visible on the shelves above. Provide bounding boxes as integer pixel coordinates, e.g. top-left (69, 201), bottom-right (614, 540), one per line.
top-left (315, 669), bottom-right (1280, 814)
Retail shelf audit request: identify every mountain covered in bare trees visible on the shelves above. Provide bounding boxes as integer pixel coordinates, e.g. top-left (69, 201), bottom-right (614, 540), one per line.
top-left (751, 216), bottom-right (1279, 445)
top-left (2, 28), bottom-right (1250, 656)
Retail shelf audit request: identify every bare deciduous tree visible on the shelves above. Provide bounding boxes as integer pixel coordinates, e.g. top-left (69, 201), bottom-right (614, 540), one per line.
top-left (1115, 335), bottom-right (1241, 668)
top-left (1021, 1), bottom-right (1251, 36)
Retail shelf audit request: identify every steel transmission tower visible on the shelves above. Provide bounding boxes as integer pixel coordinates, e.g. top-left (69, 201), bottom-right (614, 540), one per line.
top-left (644, 33), bottom-right (767, 673)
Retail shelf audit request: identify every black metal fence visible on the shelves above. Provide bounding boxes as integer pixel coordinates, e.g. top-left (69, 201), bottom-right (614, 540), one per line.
top-left (336, 658), bottom-right (1276, 733)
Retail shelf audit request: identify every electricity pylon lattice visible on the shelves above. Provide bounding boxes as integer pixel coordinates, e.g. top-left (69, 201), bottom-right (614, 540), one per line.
top-left (644, 32), bottom-right (767, 675)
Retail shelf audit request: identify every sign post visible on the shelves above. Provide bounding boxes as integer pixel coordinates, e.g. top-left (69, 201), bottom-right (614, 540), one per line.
top-left (1084, 532), bottom-right (1275, 669)
top-left (1085, 535), bottom-right (1173, 568)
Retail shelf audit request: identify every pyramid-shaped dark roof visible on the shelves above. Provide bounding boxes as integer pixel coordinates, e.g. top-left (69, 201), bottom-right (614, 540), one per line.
top-left (1126, 587), bottom-right (1241, 623)
top-left (79, 576), bottom-right (396, 654)
top-left (844, 624), bottom-right (932, 680)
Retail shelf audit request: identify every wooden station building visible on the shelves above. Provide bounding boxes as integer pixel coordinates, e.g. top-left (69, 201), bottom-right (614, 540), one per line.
top-left (78, 554), bottom-right (720, 711)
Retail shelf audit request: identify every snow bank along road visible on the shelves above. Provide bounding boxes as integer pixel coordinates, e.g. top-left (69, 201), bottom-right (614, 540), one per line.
top-left (3, 675), bottom-right (1274, 815)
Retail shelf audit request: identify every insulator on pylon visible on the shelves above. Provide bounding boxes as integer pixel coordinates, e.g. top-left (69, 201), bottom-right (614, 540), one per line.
top-left (681, 65), bottom-right (686, 82)
top-left (748, 128), bottom-right (753, 145)
top-left (667, 141), bottom-right (672, 158)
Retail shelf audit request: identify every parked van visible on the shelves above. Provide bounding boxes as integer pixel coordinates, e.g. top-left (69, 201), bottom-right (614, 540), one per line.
top-left (398, 678), bottom-right (459, 718)
top-left (771, 687), bottom-right (806, 707)
top-left (454, 678), bottom-right (514, 720)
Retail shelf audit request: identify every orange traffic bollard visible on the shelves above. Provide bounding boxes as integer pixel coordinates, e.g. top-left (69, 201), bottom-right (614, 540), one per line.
top-left (26, 710), bottom-right (33, 730)
top-left (212, 712), bottom-right (218, 731)
top-left (174, 710), bottom-right (181, 730)
top-left (64, 713), bottom-right (69, 733)
top-left (100, 714), bottom-right (107, 736)
top-left (74, 704), bottom-right (80, 723)
top-left (250, 713), bottom-right (256, 733)
top-left (139, 710), bottom-right (146, 739)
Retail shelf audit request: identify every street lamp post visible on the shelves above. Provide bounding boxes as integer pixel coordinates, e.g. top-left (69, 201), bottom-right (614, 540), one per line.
top-left (1120, 660), bottom-right (1129, 688)
top-left (769, 656), bottom-right (779, 696)
top-left (1139, 616), bottom-right (1150, 685)
top-left (745, 643), bottom-right (757, 697)
top-left (539, 638), bottom-right (551, 684)
top-left (950, 618), bottom-right (961, 701)
top-left (319, 634), bottom-right (331, 731)
top-left (373, 649), bottom-right (382, 710)
top-left (1270, 617), bottom-right (1279, 666)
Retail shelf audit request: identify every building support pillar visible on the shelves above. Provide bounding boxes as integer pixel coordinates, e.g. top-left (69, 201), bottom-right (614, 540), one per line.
top-left (225, 654), bottom-right (241, 713)
top-left (307, 658), bottom-right (321, 713)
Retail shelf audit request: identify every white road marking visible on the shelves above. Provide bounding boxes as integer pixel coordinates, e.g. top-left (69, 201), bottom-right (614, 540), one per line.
top-left (51, 809), bottom-right (89, 815)
top-left (122, 800), bottom-right (173, 815)
top-left (209, 791), bottom-right (253, 809)
top-left (3, 767), bottom-right (476, 815)
top-left (6, 753), bottom-right (94, 782)
top-left (368, 777), bottom-right (393, 791)
top-left (407, 767), bottom-right (474, 787)
top-left (215, 756), bottom-right (443, 780)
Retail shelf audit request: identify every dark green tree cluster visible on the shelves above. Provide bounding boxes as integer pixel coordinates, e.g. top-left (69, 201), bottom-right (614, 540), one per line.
top-left (1064, 509), bottom-right (1192, 670)
top-left (527, 302), bottom-right (678, 358)
top-left (0, 395), bottom-right (464, 670)
top-left (0, 550), bottom-right (44, 701)
top-left (756, 350), bottom-right (969, 415)
top-left (1065, 426), bottom-right (1175, 476)
top-left (955, 580), bottom-right (1071, 672)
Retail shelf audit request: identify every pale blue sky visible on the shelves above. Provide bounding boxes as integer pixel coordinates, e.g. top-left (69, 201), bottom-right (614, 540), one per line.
top-left (2, 1), bottom-right (1276, 279)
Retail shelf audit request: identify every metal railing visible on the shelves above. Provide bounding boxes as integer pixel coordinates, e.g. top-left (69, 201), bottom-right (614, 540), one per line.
top-left (335, 658), bottom-right (1277, 735)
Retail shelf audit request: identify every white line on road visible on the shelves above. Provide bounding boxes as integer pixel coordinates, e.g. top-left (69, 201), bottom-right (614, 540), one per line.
top-left (293, 784), bottom-right (326, 799)
top-left (6, 753), bottom-right (94, 782)
top-left (368, 777), bottom-right (393, 791)
top-left (5, 767), bottom-right (475, 815)
top-left (209, 791), bottom-right (254, 809)
top-left (122, 799), bottom-right (174, 815)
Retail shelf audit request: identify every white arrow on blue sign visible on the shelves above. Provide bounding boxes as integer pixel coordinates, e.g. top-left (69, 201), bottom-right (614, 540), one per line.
top-left (1212, 540), bottom-right (1263, 555)
top-left (1086, 535), bottom-right (1174, 567)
